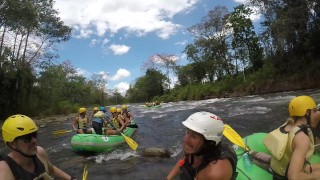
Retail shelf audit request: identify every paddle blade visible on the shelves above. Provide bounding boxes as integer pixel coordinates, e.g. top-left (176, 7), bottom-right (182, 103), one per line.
top-left (121, 133), bottom-right (138, 150)
top-left (82, 164), bottom-right (88, 180)
top-left (52, 130), bottom-right (73, 135)
top-left (223, 124), bottom-right (248, 151)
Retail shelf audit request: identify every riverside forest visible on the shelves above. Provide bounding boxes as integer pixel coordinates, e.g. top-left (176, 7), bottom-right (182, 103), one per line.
top-left (0, 0), bottom-right (320, 120)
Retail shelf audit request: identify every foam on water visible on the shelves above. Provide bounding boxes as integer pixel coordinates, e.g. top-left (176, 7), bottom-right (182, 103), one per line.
top-left (88, 149), bottom-right (139, 163)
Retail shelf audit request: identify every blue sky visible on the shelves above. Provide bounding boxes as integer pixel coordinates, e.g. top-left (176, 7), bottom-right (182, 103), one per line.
top-left (53, 0), bottom-right (258, 95)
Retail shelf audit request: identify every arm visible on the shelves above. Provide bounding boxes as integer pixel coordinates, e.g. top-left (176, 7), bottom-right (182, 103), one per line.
top-left (72, 117), bottom-right (78, 130)
top-left (128, 112), bottom-right (134, 121)
top-left (0, 161), bottom-right (15, 180)
top-left (200, 159), bottom-right (233, 180)
top-left (287, 132), bottom-right (320, 179)
top-left (117, 116), bottom-right (126, 131)
top-left (37, 146), bottom-right (74, 180)
top-left (166, 159), bottom-right (181, 180)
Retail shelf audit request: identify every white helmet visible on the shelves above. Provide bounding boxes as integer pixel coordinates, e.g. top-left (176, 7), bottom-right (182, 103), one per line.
top-left (182, 111), bottom-right (224, 144)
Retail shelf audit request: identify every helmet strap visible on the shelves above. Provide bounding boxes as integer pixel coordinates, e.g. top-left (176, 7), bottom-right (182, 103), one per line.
top-left (305, 111), bottom-right (311, 126)
top-left (7, 143), bottom-right (36, 158)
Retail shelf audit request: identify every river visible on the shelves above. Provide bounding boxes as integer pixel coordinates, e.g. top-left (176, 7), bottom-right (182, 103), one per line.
top-left (1, 89), bottom-right (320, 180)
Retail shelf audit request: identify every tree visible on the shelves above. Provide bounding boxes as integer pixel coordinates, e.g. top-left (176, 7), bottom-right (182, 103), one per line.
top-left (228, 4), bottom-right (263, 80)
top-left (185, 6), bottom-right (233, 82)
top-left (126, 69), bottom-right (167, 102)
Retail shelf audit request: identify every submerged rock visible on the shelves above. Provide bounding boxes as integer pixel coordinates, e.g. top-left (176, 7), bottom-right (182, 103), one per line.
top-left (142, 147), bottom-right (171, 158)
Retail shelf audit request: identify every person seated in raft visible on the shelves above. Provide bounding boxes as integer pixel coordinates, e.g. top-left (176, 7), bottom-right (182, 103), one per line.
top-left (121, 104), bottom-right (134, 125)
top-left (166, 111), bottom-right (238, 180)
top-left (91, 107), bottom-right (99, 119)
top-left (72, 107), bottom-right (92, 134)
top-left (104, 107), bottom-right (126, 136)
top-left (314, 104), bottom-right (320, 152)
top-left (91, 106), bottom-right (109, 135)
top-left (248, 96), bottom-right (320, 179)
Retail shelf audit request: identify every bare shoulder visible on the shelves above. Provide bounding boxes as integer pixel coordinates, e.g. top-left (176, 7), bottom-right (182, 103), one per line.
top-left (197, 159), bottom-right (233, 180)
top-left (36, 146), bottom-right (53, 172)
top-left (36, 146), bottom-right (49, 161)
top-left (0, 160), bottom-right (15, 180)
top-left (293, 131), bottom-right (310, 147)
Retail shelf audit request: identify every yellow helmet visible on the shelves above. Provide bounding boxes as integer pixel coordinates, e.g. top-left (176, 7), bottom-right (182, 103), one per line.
top-left (93, 107), bottom-right (99, 111)
top-left (288, 96), bottom-right (316, 117)
top-left (79, 107), bottom-right (86, 114)
top-left (110, 107), bottom-right (117, 113)
top-left (2, 114), bottom-right (38, 144)
top-left (116, 108), bottom-right (122, 113)
top-left (122, 105), bottom-right (127, 110)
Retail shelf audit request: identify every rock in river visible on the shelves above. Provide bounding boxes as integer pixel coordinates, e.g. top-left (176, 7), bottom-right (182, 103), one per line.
top-left (142, 147), bottom-right (171, 158)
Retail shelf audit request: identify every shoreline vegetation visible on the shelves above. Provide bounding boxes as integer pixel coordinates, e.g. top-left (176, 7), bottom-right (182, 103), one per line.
top-left (1, 1), bottom-right (320, 120)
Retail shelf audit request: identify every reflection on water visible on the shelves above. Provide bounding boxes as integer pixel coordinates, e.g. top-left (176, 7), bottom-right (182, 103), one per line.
top-left (0, 89), bottom-right (319, 179)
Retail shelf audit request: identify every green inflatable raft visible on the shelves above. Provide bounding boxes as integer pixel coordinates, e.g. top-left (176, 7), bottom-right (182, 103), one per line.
top-left (236, 133), bottom-right (320, 180)
top-left (71, 126), bottom-right (137, 153)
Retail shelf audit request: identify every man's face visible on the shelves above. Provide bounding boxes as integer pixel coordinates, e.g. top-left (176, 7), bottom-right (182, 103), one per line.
top-left (13, 132), bottom-right (38, 155)
top-left (183, 128), bottom-right (204, 155)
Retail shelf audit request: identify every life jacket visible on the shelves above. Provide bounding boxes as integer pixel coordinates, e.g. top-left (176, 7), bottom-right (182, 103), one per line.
top-left (0, 155), bottom-right (52, 180)
top-left (111, 116), bottom-right (120, 128)
top-left (78, 115), bottom-right (88, 129)
top-left (179, 143), bottom-right (238, 180)
top-left (92, 111), bottom-right (104, 124)
top-left (265, 124), bottom-right (314, 178)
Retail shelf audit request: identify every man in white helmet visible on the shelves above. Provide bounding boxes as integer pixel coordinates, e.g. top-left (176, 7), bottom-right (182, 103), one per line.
top-left (166, 111), bottom-right (237, 180)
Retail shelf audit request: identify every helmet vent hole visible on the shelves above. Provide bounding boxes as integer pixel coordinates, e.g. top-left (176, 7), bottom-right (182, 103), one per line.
top-left (17, 127), bottom-right (24, 131)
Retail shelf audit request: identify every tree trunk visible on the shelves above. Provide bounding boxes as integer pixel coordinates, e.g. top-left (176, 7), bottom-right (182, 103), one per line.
top-left (22, 30), bottom-right (30, 62)
top-left (0, 24), bottom-right (7, 59)
top-left (16, 35), bottom-right (24, 61)
top-left (11, 34), bottom-right (18, 60)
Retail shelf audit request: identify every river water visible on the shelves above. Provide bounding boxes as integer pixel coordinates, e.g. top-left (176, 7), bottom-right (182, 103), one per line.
top-left (1, 89), bottom-right (320, 180)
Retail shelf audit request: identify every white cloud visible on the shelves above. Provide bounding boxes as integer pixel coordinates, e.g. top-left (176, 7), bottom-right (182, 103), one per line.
top-left (102, 38), bottom-right (109, 46)
top-left (151, 54), bottom-right (178, 64)
top-left (234, 0), bottom-right (248, 3)
top-left (114, 82), bottom-right (130, 96)
top-left (76, 68), bottom-right (90, 77)
top-left (53, 0), bottom-right (200, 39)
top-left (89, 39), bottom-right (99, 47)
top-left (233, 0), bottom-right (261, 22)
top-left (98, 71), bottom-right (109, 80)
top-left (109, 44), bottom-right (130, 55)
top-left (249, 6), bottom-right (261, 22)
top-left (110, 68), bottom-right (131, 81)
top-left (175, 40), bottom-right (188, 46)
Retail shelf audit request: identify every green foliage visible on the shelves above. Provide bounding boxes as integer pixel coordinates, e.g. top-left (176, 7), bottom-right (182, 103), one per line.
top-left (126, 69), bottom-right (167, 102)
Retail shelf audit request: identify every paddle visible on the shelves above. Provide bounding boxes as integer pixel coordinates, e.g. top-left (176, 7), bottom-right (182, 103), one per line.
top-left (223, 124), bottom-right (249, 151)
top-left (106, 119), bottom-right (138, 150)
top-left (82, 164), bottom-right (88, 180)
top-left (52, 130), bottom-right (74, 135)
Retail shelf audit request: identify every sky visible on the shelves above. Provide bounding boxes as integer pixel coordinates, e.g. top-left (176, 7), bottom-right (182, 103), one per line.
top-left (53, 0), bottom-right (258, 95)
